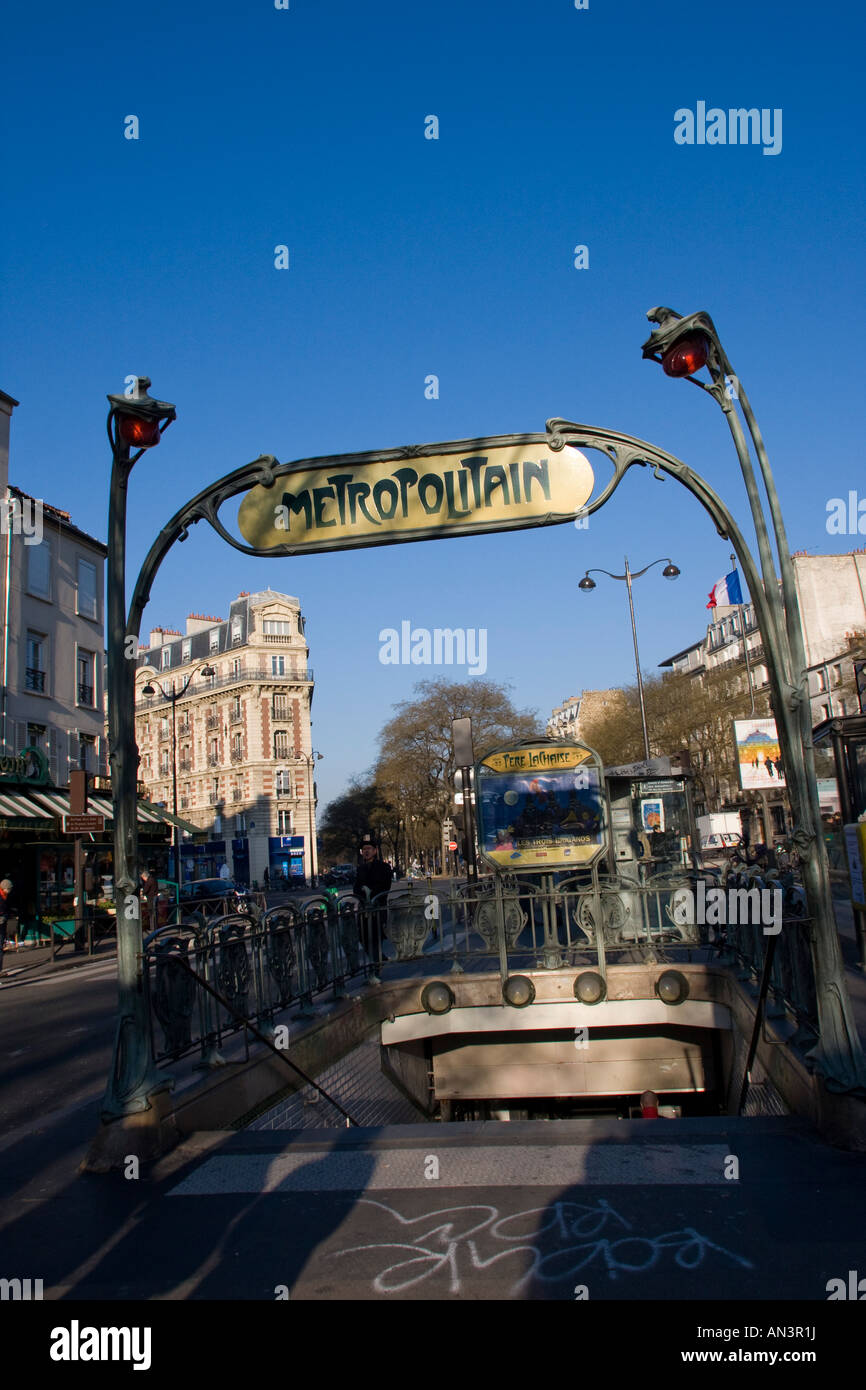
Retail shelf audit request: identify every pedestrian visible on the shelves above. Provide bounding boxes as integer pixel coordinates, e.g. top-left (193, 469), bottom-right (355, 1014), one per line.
top-left (0, 879), bottom-right (15, 958)
top-left (354, 841), bottom-right (393, 981)
top-left (140, 867), bottom-right (158, 931)
top-left (263, 867), bottom-right (270, 890)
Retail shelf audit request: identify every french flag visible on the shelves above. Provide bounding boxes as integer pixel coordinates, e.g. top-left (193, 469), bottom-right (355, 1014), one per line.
top-left (707, 569), bottom-right (744, 608)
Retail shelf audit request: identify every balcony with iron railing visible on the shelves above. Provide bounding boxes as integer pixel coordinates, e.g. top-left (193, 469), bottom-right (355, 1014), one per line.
top-left (208, 794), bottom-right (223, 806)
top-left (230, 748), bottom-right (245, 763)
top-left (158, 726), bottom-right (172, 741)
top-left (26, 668), bottom-right (46, 693)
top-left (178, 721), bottom-right (192, 738)
top-left (231, 789), bottom-right (244, 801)
top-left (179, 759), bottom-right (193, 772)
top-left (207, 753), bottom-right (221, 767)
top-left (138, 667), bottom-right (313, 707)
top-left (180, 797), bottom-right (190, 809)
top-left (229, 709), bottom-right (243, 724)
top-left (77, 683), bottom-right (94, 706)
top-left (206, 714), bottom-right (221, 731)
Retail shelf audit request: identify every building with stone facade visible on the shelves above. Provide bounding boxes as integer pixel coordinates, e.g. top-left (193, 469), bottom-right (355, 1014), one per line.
top-left (547, 689), bottom-right (627, 742)
top-left (659, 552), bottom-right (866, 830)
top-left (0, 388), bottom-right (108, 784)
top-left (134, 590), bottom-right (316, 886)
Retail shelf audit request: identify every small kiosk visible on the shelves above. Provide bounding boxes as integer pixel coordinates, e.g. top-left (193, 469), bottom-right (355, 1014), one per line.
top-left (604, 752), bottom-right (700, 880)
top-left (812, 712), bottom-right (866, 969)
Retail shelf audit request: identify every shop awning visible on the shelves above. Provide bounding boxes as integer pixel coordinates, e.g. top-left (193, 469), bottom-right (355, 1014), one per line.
top-left (0, 788), bottom-right (198, 835)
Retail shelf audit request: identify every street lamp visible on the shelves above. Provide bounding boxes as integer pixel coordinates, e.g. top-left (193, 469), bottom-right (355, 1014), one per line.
top-left (641, 306), bottom-right (866, 1087)
top-left (140, 665), bottom-right (216, 885)
top-left (298, 750), bottom-right (324, 888)
top-left (579, 557), bottom-right (680, 761)
top-left (101, 377), bottom-right (176, 1136)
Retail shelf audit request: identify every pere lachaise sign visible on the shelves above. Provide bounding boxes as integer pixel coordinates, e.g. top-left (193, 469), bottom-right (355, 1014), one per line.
top-left (237, 434), bottom-right (594, 555)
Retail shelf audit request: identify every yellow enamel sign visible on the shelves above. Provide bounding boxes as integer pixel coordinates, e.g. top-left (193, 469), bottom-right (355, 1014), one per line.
top-left (237, 437), bottom-right (594, 554)
top-left (477, 741), bottom-right (607, 871)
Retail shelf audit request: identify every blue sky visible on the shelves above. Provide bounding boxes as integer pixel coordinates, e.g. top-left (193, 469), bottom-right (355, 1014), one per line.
top-left (2, 0), bottom-right (865, 809)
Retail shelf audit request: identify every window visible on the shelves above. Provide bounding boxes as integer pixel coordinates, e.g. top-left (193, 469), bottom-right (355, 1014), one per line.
top-left (231, 695), bottom-right (241, 719)
top-left (275, 769), bottom-right (290, 794)
top-left (209, 629), bottom-right (220, 653)
top-left (79, 733), bottom-right (97, 774)
top-left (76, 558), bottom-right (98, 619)
top-left (161, 646), bottom-right (171, 669)
top-left (833, 664), bottom-right (843, 686)
top-left (77, 650), bottom-right (95, 706)
top-left (159, 751), bottom-right (170, 775)
top-left (231, 733), bottom-right (243, 760)
top-left (236, 813), bottom-right (246, 834)
top-left (209, 738), bottom-right (219, 765)
top-left (160, 716), bottom-right (169, 739)
top-left (232, 657), bottom-right (242, 677)
top-left (27, 541), bottom-right (51, 599)
top-left (815, 670), bottom-right (827, 692)
top-left (277, 809), bottom-right (292, 834)
top-left (820, 702), bottom-right (831, 720)
top-left (272, 655), bottom-right (285, 675)
top-left (27, 722), bottom-right (46, 749)
top-left (182, 639), bottom-right (191, 664)
top-left (26, 631), bottom-right (47, 692)
top-left (264, 619), bottom-right (292, 635)
top-left (231, 618), bottom-right (243, 644)
top-left (273, 693), bottom-right (289, 719)
top-left (274, 730), bottom-right (289, 759)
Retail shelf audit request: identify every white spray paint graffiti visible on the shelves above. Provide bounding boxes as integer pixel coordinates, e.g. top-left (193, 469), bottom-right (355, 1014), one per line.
top-left (332, 1198), bottom-right (754, 1296)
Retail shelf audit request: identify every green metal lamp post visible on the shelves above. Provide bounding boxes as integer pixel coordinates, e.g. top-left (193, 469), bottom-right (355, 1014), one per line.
top-left (641, 308), bottom-right (865, 1089)
top-left (140, 665), bottom-right (216, 886)
top-left (578, 557), bottom-right (680, 761)
top-left (99, 377), bottom-right (176, 1140)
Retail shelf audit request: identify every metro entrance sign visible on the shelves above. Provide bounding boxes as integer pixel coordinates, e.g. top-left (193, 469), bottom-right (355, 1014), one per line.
top-left (95, 324), bottom-right (866, 1166)
top-left (237, 435), bottom-right (594, 555)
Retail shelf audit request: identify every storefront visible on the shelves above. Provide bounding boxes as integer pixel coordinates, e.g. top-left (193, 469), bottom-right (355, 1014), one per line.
top-left (268, 834), bottom-right (306, 884)
top-left (0, 753), bottom-right (190, 925)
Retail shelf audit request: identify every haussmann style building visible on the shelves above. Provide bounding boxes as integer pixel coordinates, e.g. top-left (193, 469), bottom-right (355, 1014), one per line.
top-left (134, 589), bottom-right (317, 887)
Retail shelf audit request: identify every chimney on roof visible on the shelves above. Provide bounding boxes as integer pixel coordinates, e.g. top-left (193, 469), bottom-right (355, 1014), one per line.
top-left (186, 612), bottom-right (223, 635)
top-left (149, 627), bottom-right (165, 649)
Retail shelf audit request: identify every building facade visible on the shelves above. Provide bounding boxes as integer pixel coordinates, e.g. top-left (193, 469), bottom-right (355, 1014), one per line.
top-left (134, 589), bottom-right (316, 886)
top-left (547, 690), bottom-right (626, 742)
top-left (659, 553), bottom-right (866, 829)
top-left (0, 389), bottom-right (108, 784)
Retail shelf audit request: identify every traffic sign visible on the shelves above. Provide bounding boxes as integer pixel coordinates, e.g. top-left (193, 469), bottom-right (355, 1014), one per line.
top-left (63, 814), bottom-right (105, 834)
top-left (448, 840), bottom-right (458, 851)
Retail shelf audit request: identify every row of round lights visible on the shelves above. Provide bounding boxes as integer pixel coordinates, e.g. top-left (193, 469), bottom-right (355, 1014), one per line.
top-left (421, 970), bottom-right (689, 1015)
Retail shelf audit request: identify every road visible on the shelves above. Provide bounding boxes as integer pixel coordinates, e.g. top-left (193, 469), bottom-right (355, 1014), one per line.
top-left (0, 956), bottom-right (118, 1138)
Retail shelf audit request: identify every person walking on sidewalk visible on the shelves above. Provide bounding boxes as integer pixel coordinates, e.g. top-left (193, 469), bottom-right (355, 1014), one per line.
top-left (354, 841), bottom-right (392, 981)
top-left (0, 878), bottom-right (15, 957)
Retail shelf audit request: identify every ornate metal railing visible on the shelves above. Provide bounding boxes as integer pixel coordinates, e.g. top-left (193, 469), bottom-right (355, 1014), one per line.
top-left (142, 868), bottom-right (817, 1071)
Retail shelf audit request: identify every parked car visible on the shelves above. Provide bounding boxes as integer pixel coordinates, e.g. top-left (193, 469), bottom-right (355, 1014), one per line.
top-left (179, 879), bottom-right (251, 915)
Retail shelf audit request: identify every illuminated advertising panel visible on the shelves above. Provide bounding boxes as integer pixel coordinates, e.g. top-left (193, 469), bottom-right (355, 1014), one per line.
top-left (476, 740), bottom-right (606, 870)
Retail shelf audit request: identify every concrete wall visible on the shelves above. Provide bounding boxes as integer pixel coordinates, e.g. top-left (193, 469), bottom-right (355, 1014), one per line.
top-left (794, 553), bottom-right (866, 667)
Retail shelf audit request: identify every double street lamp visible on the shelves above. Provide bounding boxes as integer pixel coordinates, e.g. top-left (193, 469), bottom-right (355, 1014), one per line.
top-left (579, 557), bottom-right (680, 761)
top-left (641, 306), bottom-right (865, 1087)
top-left (140, 666), bottom-right (216, 885)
